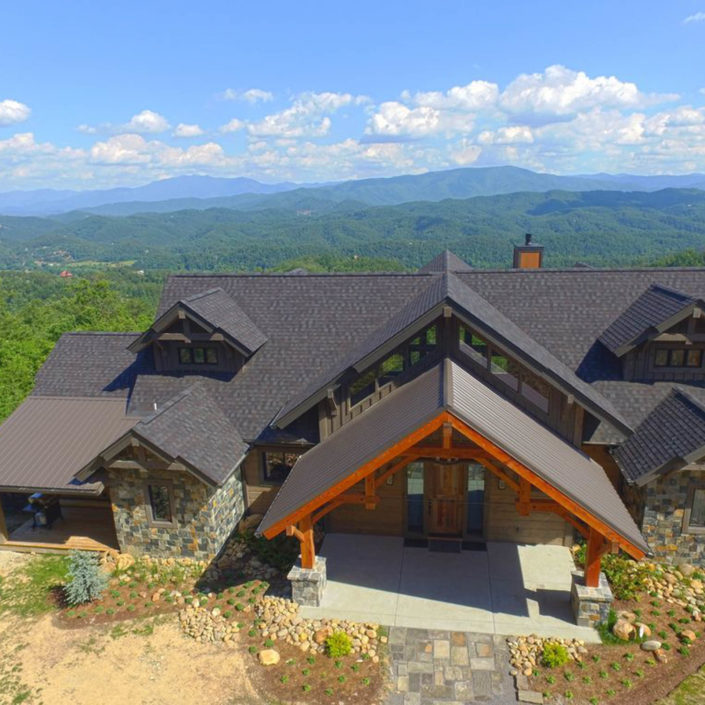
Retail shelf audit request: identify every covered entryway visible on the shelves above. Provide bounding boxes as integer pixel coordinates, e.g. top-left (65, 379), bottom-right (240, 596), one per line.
top-left (300, 534), bottom-right (599, 641)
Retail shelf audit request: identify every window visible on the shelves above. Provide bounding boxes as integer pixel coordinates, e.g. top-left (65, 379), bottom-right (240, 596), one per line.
top-left (520, 373), bottom-right (550, 413)
top-left (262, 451), bottom-right (300, 483)
top-left (459, 326), bottom-right (488, 366)
top-left (406, 462), bottom-right (424, 533)
top-left (684, 488), bottom-right (705, 533)
top-left (490, 351), bottom-right (519, 391)
top-left (349, 369), bottom-right (377, 406)
top-left (655, 347), bottom-right (703, 368)
top-left (177, 346), bottom-right (218, 365)
top-left (146, 483), bottom-right (174, 525)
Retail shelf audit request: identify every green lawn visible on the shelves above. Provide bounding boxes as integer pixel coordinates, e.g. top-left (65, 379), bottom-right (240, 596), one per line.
top-left (657, 665), bottom-right (705, 705)
top-left (0, 555), bottom-right (69, 617)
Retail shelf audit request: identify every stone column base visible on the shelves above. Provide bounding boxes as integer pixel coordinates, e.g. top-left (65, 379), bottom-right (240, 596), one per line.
top-left (287, 556), bottom-right (327, 606)
top-left (571, 569), bottom-right (613, 627)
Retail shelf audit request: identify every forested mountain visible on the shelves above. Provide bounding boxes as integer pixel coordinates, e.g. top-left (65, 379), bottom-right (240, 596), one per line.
top-left (2, 187), bottom-right (705, 272)
top-left (3, 166), bottom-right (705, 218)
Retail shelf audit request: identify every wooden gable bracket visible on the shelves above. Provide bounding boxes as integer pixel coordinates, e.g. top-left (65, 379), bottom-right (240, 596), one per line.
top-left (364, 475), bottom-right (376, 510)
top-left (517, 478), bottom-right (531, 516)
top-left (374, 455), bottom-right (418, 489)
top-left (442, 422), bottom-right (453, 449)
top-left (528, 499), bottom-right (590, 539)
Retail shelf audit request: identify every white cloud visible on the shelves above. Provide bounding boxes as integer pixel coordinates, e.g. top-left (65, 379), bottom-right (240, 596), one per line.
top-left (478, 126), bottom-right (534, 145)
top-left (366, 102), bottom-right (442, 137)
top-left (0, 99), bottom-right (31, 126)
top-left (247, 91), bottom-right (360, 138)
top-left (77, 124), bottom-right (97, 135)
top-left (220, 88), bottom-right (274, 103)
top-left (220, 118), bottom-right (245, 133)
top-left (684, 11), bottom-right (705, 23)
top-left (173, 123), bottom-right (205, 138)
top-left (498, 65), bottom-right (673, 119)
top-left (123, 109), bottom-right (170, 134)
top-left (410, 80), bottom-right (499, 111)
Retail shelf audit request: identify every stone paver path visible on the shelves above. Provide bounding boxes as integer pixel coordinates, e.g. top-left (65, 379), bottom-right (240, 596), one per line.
top-left (386, 627), bottom-right (517, 704)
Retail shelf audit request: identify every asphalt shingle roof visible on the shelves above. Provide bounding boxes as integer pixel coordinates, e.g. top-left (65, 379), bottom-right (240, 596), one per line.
top-left (599, 284), bottom-right (697, 356)
top-left (613, 388), bottom-right (705, 484)
top-left (132, 382), bottom-right (247, 486)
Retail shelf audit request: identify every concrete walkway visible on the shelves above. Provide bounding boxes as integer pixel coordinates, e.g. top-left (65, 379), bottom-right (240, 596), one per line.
top-left (300, 534), bottom-right (599, 642)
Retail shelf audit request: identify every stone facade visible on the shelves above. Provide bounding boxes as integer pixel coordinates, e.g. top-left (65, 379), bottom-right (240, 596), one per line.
top-left (570, 570), bottom-right (613, 627)
top-left (107, 465), bottom-right (245, 561)
top-left (288, 556), bottom-right (327, 606)
top-left (641, 469), bottom-right (705, 566)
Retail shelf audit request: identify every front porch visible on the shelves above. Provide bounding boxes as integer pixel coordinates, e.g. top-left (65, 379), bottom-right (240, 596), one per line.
top-left (300, 534), bottom-right (600, 642)
top-left (0, 501), bottom-right (119, 553)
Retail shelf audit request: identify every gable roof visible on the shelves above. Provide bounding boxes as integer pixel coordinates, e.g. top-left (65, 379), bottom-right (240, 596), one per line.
top-left (418, 250), bottom-right (472, 273)
top-left (124, 383), bottom-right (246, 486)
top-left (129, 287), bottom-right (267, 356)
top-left (0, 396), bottom-right (137, 493)
top-left (599, 284), bottom-right (698, 356)
top-left (274, 271), bottom-right (632, 437)
top-left (613, 387), bottom-right (705, 484)
top-left (259, 360), bottom-right (648, 556)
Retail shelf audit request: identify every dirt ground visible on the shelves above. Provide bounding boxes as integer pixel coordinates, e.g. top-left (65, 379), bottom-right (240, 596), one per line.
top-left (0, 553), bottom-right (262, 705)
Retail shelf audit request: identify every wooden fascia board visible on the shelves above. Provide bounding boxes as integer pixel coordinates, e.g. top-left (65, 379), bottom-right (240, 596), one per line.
top-left (262, 413), bottom-right (448, 538)
top-left (446, 413), bottom-right (646, 560)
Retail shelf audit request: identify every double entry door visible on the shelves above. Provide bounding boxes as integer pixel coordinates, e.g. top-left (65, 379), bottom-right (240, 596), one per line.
top-left (406, 461), bottom-right (485, 537)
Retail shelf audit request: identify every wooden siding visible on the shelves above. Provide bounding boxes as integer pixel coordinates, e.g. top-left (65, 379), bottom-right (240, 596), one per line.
top-left (484, 471), bottom-right (573, 546)
top-left (242, 451), bottom-right (279, 514)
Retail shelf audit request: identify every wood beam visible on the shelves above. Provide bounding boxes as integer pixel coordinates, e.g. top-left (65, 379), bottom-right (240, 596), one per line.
top-left (0, 498), bottom-right (8, 543)
top-left (474, 458), bottom-right (520, 493)
top-left (447, 413), bottom-right (646, 560)
top-left (374, 456), bottom-right (417, 489)
top-left (442, 423), bottom-right (452, 450)
top-left (364, 475), bottom-right (376, 510)
top-left (299, 514), bottom-right (315, 569)
top-left (263, 414), bottom-right (446, 538)
top-left (408, 447), bottom-right (493, 460)
top-left (528, 499), bottom-right (590, 539)
top-left (585, 527), bottom-right (609, 588)
top-left (517, 478), bottom-right (531, 516)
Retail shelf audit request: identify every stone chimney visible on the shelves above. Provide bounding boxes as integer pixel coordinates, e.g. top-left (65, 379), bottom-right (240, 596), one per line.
top-left (513, 233), bottom-right (544, 269)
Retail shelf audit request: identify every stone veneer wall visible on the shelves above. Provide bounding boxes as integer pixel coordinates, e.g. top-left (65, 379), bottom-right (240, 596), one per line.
top-left (641, 469), bottom-right (705, 566)
top-left (108, 466), bottom-right (245, 561)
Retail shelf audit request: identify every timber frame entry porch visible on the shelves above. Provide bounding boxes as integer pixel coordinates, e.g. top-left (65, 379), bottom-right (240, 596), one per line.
top-left (260, 361), bottom-right (648, 590)
top-left (267, 412), bottom-right (640, 587)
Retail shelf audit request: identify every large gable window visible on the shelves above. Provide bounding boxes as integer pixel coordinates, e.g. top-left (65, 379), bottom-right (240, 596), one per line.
top-left (348, 324), bottom-right (438, 408)
top-left (684, 487), bottom-right (705, 534)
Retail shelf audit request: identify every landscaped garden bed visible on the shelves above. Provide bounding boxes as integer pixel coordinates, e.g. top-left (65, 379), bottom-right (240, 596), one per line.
top-left (512, 550), bottom-right (705, 704)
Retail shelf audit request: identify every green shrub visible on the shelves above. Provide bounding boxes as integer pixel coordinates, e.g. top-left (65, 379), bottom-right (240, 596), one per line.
top-left (63, 551), bottom-right (108, 606)
top-left (325, 631), bottom-right (352, 658)
top-left (541, 642), bottom-right (570, 668)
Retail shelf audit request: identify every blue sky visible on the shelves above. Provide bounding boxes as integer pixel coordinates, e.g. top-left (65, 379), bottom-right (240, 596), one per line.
top-left (2, 0), bottom-right (705, 189)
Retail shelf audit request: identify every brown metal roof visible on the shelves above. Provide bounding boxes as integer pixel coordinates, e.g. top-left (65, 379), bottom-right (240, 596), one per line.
top-left (258, 359), bottom-right (648, 555)
top-left (0, 396), bottom-right (137, 493)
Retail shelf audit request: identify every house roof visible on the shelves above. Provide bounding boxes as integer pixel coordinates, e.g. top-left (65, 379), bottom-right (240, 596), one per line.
top-left (418, 249), bottom-right (473, 273)
top-left (274, 270), bottom-right (631, 436)
top-left (129, 383), bottom-right (247, 486)
top-left (0, 396), bottom-right (137, 493)
top-left (129, 287), bottom-right (267, 356)
top-left (613, 388), bottom-right (705, 484)
top-left (258, 360), bottom-right (648, 556)
top-left (598, 284), bottom-right (698, 356)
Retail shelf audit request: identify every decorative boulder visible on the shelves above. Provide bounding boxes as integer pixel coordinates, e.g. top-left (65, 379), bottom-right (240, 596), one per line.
top-left (635, 622), bottom-right (652, 638)
top-left (681, 629), bottom-right (697, 643)
top-left (612, 619), bottom-right (636, 641)
top-left (258, 649), bottom-right (281, 666)
top-left (678, 563), bottom-right (696, 577)
top-left (640, 640), bottom-right (661, 652)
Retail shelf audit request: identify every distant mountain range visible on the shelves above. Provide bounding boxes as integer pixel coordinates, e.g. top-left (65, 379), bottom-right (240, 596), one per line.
top-left (3, 187), bottom-right (705, 272)
top-left (2, 166), bottom-right (705, 217)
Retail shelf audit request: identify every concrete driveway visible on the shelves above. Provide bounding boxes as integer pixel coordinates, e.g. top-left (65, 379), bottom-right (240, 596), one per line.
top-left (299, 533), bottom-right (599, 642)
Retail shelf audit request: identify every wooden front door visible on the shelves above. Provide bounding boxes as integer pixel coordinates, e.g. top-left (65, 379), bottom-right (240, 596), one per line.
top-left (426, 463), bottom-right (464, 535)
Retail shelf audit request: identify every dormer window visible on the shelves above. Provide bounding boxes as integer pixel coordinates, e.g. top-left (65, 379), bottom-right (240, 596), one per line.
top-left (654, 348), bottom-right (702, 368)
top-left (178, 346), bottom-right (218, 365)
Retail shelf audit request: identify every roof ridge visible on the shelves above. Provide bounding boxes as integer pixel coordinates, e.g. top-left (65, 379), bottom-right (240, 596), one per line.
top-left (138, 385), bottom-right (198, 426)
top-left (182, 287), bottom-right (226, 302)
top-left (647, 282), bottom-right (696, 300)
top-left (27, 395), bottom-right (129, 403)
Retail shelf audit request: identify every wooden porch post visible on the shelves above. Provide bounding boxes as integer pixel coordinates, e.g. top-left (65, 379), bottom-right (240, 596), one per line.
top-left (0, 497), bottom-right (7, 543)
top-left (299, 514), bottom-right (316, 569)
top-left (585, 527), bottom-right (607, 588)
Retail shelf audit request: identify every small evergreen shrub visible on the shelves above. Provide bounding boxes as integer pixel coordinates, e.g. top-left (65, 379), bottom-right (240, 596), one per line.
top-left (541, 642), bottom-right (570, 668)
top-left (326, 631), bottom-right (352, 658)
top-left (63, 550), bottom-right (108, 606)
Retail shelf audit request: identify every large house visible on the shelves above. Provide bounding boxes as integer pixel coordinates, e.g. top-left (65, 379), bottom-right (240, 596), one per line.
top-left (1, 243), bottom-right (705, 613)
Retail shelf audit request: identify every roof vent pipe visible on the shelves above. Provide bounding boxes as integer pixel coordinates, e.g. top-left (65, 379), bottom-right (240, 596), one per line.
top-left (525, 233), bottom-right (533, 246)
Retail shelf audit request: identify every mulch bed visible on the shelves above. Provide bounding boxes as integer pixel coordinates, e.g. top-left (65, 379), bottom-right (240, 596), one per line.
top-left (530, 595), bottom-right (703, 704)
top-left (246, 636), bottom-right (386, 705)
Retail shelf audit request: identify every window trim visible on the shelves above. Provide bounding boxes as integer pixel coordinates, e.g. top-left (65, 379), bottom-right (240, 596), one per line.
top-left (177, 345), bottom-right (219, 366)
top-left (143, 480), bottom-right (177, 528)
top-left (654, 347), bottom-right (703, 369)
